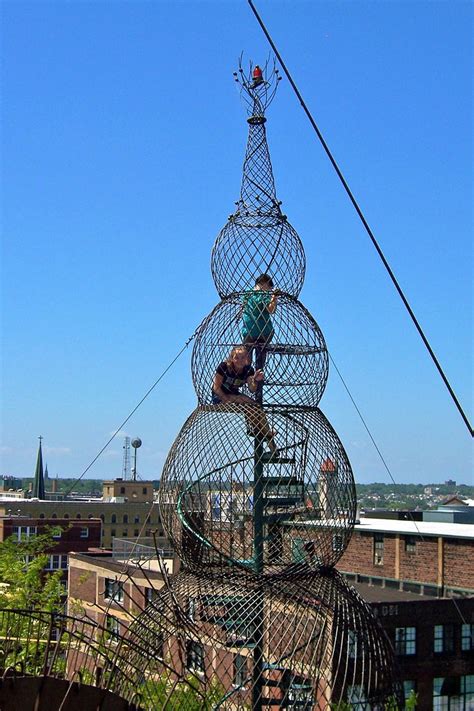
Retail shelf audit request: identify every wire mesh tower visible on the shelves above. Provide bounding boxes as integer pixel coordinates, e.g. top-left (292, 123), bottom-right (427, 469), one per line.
top-left (158, 57), bottom-right (401, 709)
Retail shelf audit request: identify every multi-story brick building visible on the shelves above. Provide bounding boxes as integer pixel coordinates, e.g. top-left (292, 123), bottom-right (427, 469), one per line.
top-left (67, 540), bottom-right (177, 650)
top-left (0, 479), bottom-right (163, 548)
top-left (359, 587), bottom-right (474, 709)
top-left (0, 515), bottom-right (101, 590)
top-left (335, 518), bottom-right (474, 596)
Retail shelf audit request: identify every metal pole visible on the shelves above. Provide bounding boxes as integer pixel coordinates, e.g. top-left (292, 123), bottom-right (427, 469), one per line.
top-left (252, 345), bottom-right (265, 710)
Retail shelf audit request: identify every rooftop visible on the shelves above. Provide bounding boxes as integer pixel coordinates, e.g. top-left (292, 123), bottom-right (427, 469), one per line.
top-left (355, 517), bottom-right (474, 539)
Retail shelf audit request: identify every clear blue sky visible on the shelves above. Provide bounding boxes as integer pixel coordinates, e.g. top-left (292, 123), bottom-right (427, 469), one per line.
top-left (1, 1), bottom-right (472, 485)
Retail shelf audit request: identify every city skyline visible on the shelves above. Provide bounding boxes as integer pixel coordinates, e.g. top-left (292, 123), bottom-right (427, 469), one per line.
top-left (2, 1), bottom-right (472, 485)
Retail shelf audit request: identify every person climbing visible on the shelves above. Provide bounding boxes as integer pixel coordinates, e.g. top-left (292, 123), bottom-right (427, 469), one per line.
top-left (242, 273), bottom-right (278, 372)
top-left (212, 345), bottom-right (278, 455)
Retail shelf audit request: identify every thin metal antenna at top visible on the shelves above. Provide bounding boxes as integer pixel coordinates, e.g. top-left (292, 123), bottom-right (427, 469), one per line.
top-left (233, 54), bottom-right (282, 121)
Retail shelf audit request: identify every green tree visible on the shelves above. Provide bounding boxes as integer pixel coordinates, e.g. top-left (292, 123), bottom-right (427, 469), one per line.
top-left (0, 528), bottom-right (64, 611)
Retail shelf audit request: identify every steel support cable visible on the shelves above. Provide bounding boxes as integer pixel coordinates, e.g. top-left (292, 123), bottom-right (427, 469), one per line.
top-left (63, 330), bottom-right (198, 498)
top-left (248, 0), bottom-right (472, 438)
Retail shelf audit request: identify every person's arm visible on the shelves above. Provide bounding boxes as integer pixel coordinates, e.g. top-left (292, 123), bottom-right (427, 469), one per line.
top-left (213, 372), bottom-right (232, 402)
top-left (267, 292), bottom-right (278, 314)
top-left (247, 369), bottom-right (264, 393)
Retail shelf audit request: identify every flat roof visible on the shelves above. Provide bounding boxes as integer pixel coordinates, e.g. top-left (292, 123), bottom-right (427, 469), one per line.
top-left (355, 517), bottom-right (474, 539)
top-left (351, 581), bottom-right (430, 603)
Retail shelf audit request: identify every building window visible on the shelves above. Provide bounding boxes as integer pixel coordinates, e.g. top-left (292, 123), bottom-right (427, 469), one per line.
top-left (11, 526), bottom-right (37, 542)
top-left (111, 514), bottom-right (117, 524)
top-left (348, 630), bottom-right (359, 659)
top-left (433, 675), bottom-right (474, 710)
top-left (333, 533), bottom-right (344, 553)
top-left (47, 554), bottom-right (68, 570)
top-left (373, 534), bottom-right (384, 566)
top-left (52, 528), bottom-right (62, 539)
top-left (462, 624), bottom-right (474, 651)
top-left (76, 513), bottom-right (81, 519)
top-left (52, 513), bottom-right (57, 519)
top-left (104, 578), bottom-right (124, 603)
top-left (284, 674), bottom-right (313, 710)
top-left (186, 640), bottom-right (204, 673)
top-left (145, 587), bottom-right (158, 607)
top-left (405, 536), bottom-right (416, 553)
top-left (105, 615), bottom-right (120, 641)
top-left (79, 527), bottom-right (89, 539)
top-left (434, 624), bottom-right (454, 654)
top-left (395, 627), bottom-right (416, 656)
top-left (122, 530), bottom-right (128, 537)
top-left (123, 514), bottom-right (128, 524)
top-left (142, 487), bottom-right (147, 495)
top-left (39, 513), bottom-right (45, 519)
top-left (100, 514), bottom-right (105, 522)
top-left (347, 684), bottom-right (369, 709)
top-left (64, 513), bottom-right (69, 519)
top-left (187, 597), bottom-right (197, 622)
top-left (134, 529), bottom-right (139, 537)
top-left (120, 487), bottom-right (125, 494)
top-left (134, 516), bottom-right (140, 524)
top-left (403, 681), bottom-right (417, 708)
top-left (111, 529), bottom-right (116, 537)
top-left (233, 654), bottom-right (248, 688)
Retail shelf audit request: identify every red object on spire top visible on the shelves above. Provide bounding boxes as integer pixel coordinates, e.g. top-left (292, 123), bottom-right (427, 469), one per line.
top-left (252, 65), bottom-right (263, 87)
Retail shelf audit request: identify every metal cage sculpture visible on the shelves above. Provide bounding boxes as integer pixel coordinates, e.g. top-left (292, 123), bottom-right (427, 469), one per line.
top-left (156, 58), bottom-right (401, 709)
top-left (0, 59), bottom-right (401, 711)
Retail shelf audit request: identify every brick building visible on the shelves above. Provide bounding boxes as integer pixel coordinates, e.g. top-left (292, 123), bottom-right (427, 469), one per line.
top-left (0, 515), bottom-right (101, 589)
top-left (0, 479), bottom-right (163, 548)
top-left (358, 588), bottom-right (474, 710)
top-left (335, 518), bottom-right (474, 596)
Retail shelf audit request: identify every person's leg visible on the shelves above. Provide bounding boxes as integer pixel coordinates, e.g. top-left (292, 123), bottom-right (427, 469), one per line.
top-left (248, 404), bottom-right (277, 453)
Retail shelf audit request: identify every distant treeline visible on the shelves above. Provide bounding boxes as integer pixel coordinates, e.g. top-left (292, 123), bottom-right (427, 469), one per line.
top-left (15, 478), bottom-right (474, 499)
top-left (356, 482), bottom-right (473, 497)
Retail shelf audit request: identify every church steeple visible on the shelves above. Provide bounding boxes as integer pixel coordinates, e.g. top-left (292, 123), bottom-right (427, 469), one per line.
top-left (33, 436), bottom-right (45, 499)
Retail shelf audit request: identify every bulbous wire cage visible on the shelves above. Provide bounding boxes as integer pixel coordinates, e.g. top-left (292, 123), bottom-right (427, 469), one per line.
top-left (158, 404), bottom-right (356, 572)
top-left (211, 215), bottom-right (306, 298)
top-left (118, 567), bottom-right (402, 710)
top-left (191, 293), bottom-right (329, 408)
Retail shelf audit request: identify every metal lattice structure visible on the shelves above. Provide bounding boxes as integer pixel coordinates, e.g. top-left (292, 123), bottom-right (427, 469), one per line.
top-left (160, 404), bottom-right (355, 571)
top-left (211, 59), bottom-right (305, 299)
top-left (0, 59), bottom-right (401, 710)
top-left (192, 294), bottom-right (329, 407)
top-left (156, 58), bottom-right (401, 709)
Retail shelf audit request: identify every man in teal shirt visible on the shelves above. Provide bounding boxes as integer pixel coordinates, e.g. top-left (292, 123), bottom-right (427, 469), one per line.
top-left (242, 273), bottom-right (278, 372)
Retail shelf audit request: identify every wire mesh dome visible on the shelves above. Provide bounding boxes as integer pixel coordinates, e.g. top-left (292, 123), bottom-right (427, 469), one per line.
top-left (211, 214), bottom-right (306, 299)
top-left (158, 405), bottom-right (356, 573)
top-left (211, 59), bottom-right (306, 299)
top-left (114, 567), bottom-right (401, 710)
top-left (191, 293), bottom-right (329, 408)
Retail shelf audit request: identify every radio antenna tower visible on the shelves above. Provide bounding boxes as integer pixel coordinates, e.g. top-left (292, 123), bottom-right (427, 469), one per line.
top-left (122, 436), bottom-right (131, 480)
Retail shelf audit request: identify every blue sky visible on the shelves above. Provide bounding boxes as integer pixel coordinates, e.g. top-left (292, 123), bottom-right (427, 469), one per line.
top-left (1, 0), bottom-right (472, 485)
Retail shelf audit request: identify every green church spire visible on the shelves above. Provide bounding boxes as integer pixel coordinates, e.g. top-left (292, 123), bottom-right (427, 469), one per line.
top-left (33, 436), bottom-right (45, 499)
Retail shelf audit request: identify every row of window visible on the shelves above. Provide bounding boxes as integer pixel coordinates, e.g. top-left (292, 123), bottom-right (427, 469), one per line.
top-left (11, 524), bottom-right (89, 540)
top-left (395, 624), bottom-right (474, 655)
top-left (98, 617), bottom-right (474, 710)
top-left (185, 640), bottom-right (313, 707)
top-left (373, 534), bottom-right (419, 566)
top-left (14, 513), bottom-right (159, 524)
top-left (109, 528), bottom-right (160, 538)
top-left (349, 676), bottom-right (474, 710)
top-left (293, 532), bottom-right (427, 564)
